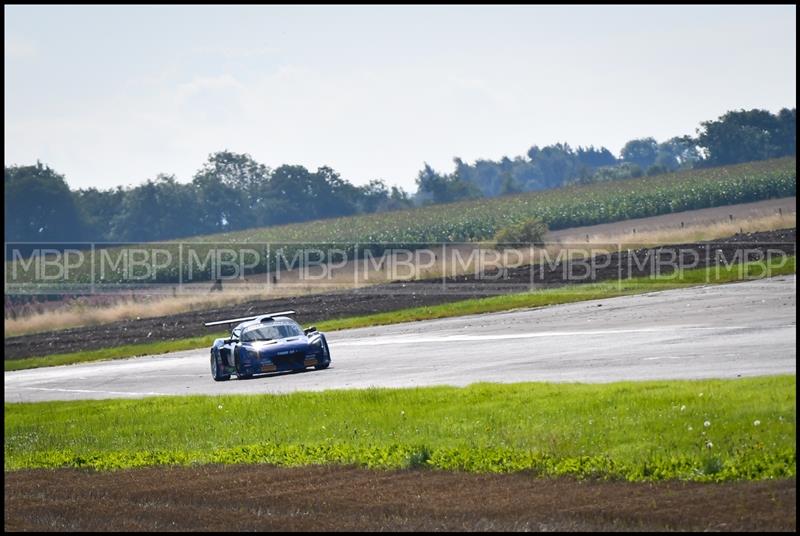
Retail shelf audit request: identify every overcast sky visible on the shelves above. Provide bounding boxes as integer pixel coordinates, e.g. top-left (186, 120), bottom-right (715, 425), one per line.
top-left (4, 5), bottom-right (796, 191)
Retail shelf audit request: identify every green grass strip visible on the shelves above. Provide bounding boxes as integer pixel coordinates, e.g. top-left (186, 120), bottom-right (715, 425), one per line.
top-left (3, 333), bottom-right (227, 372)
top-left (4, 376), bottom-right (796, 482)
top-left (5, 255), bottom-right (795, 371)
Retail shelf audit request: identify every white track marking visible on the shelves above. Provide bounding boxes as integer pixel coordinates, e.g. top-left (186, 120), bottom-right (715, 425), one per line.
top-left (23, 387), bottom-right (162, 397)
top-left (329, 326), bottom-right (744, 347)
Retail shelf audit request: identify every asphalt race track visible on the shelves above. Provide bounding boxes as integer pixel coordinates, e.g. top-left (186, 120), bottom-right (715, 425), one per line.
top-left (5, 276), bottom-right (796, 403)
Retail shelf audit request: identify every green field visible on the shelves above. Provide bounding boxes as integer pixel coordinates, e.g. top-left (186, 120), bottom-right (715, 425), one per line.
top-left (205, 158), bottom-right (796, 243)
top-left (5, 376), bottom-right (795, 482)
top-left (5, 255), bottom-right (795, 372)
top-left (6, 157), bottom-right (795, 285)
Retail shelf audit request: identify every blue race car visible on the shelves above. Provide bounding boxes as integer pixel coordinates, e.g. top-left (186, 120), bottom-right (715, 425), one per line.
top-left (204, 311), bottom-right (331, 381)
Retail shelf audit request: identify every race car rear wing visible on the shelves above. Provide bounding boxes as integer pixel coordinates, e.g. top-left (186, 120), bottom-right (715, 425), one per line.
top-left (203, 310), bottom-right (297, 327)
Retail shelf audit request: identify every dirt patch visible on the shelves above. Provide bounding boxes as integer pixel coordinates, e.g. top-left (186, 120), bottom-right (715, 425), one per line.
top-left (4, 228), bottom-right (795, 360)
top-left (4, 465), bottom-right (795, 531)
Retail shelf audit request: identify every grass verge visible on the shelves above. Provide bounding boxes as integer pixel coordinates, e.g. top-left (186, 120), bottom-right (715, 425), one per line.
top-left (5, 255), bottom-right (795, 372)
top-left (3, 334), bottom-right (227, 372)
top-left (4, 376), bottom-right (796, 481)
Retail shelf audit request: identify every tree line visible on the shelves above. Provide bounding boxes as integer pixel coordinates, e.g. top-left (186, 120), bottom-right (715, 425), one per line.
top-left (4, 107), bottom-right (795, 245)
top-left (416, 108), bottom-right (796, 203)
top-left (5, 154), bottom-right (414, 244)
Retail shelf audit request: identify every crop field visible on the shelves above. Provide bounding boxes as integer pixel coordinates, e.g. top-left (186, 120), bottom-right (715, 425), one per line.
top-left (5, 157), bottom-right (795, 286)
top-left (5, 376), bottom-right (795, 482)
top-left (204, 157), bottom-right (796, 244)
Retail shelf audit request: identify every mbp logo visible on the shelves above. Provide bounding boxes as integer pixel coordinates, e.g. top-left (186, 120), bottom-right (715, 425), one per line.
top-left (3, 240), bottom-right (794, 295)
top-left (8, 248), bottom-right (86, 281)
top-left (98, 247), bottom-right (174, 281)
top-left (184, 245), bottom-right (262, 282)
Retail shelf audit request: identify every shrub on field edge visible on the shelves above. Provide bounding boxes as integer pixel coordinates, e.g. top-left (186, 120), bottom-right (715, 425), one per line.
top-left (493, 218), bottom-right (548, 250)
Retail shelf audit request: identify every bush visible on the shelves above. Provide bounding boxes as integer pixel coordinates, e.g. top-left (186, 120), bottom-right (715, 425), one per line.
top-left (646, 164), bottom-right (669, 176)
top-left (493, 218), bottom-right (548, 249)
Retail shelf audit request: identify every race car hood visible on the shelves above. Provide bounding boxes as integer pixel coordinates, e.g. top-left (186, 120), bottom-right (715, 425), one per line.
top-left (241, 336), bottom-right (312, 356)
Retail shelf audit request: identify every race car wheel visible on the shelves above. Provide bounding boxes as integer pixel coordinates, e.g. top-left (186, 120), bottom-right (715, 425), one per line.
top-left (211, 352), bottom-right (230, 382)
top-left (314, 335), bottom-right (331, 370)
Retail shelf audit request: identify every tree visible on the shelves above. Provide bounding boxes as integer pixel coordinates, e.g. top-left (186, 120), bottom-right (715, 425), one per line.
top-left (576, 146), bottom-right (617, 168)
top-left (775, 108), bottom-right (797, 158)
top-left (415, 163), bottom-right (481, 204)
top-left (195, 154), bottom-right (245, 229)
top-left (110, 175), bottom-right (201, 242)
top-left (267, 164), bottom-right (316, 223)
top-left (192, 151), bottom-right (271, 231)
top-left (192, 169), bottom-right (245, 233)
top-left (356, 179), bottom-right (393, 213)
top-left (527, 143), bottom-right (577, 189)
top-left (387, 186), bottom-right (414, 211)
top-left (696, 108), bottom-right (796, 166)
top-left (4, 162), bottom-right (85, 243)
top-left (656, 136), bottom-right (702, 170)
top-left (470, 159), bottom-right (503, 196)
top-left (444, 144), bottom-right (618, 196)
top-left (196, 150), bottom-right (271, 195)
top-left (620, 138), bottom-right (659, 169)
top-left (312, 166), bottom-right (360, 219)
top-left (74, 186), bottom-right (126, 241)
top-left (415, 164), bottom-right (450, 204)
top-left (498, 171), bottom-right (522, 195)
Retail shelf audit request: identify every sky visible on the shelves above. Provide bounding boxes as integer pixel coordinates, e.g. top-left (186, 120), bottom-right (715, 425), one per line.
top-left (4, 5), bottom-right (796, 191)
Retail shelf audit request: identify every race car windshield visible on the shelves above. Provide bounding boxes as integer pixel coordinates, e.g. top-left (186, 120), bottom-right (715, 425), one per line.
top-left (241, 323), bottom-right (302, 342)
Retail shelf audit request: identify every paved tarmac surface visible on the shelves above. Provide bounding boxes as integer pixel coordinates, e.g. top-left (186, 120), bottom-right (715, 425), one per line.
top-left (5, 276), bottom-right (795, 403)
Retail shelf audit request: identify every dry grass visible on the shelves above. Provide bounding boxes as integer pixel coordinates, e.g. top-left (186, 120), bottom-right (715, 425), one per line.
top-left (6, 294), bottom-right (233, 337)
top-left (5, 210), bottom-right (794, 337)
top-left (572, 211), bottom-right (796, 248)
top-left (4, 286), bottom-right (342, 337)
